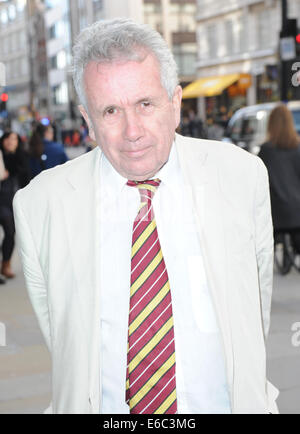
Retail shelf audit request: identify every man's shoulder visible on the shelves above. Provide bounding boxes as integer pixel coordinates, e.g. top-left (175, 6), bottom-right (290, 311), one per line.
top-left (16, 147), bottom-right (99, 200)
top-left (176, 133), bottom-right (260, 169)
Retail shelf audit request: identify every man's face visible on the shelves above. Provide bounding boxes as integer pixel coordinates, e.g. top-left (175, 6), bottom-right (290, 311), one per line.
top-left (79, 53), bottom-right (182, 181)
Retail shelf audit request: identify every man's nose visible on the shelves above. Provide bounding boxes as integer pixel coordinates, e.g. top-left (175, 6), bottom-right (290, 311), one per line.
top-left (124, 110), bottom-right (144, 142)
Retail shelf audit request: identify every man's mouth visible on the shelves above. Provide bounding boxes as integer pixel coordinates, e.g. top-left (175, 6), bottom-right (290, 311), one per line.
top-left (123, 146), bottom-right (152, 158)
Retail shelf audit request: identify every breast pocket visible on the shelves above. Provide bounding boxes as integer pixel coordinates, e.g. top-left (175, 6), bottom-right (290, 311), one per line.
top-left (187, 255), bottom-right (220, 333)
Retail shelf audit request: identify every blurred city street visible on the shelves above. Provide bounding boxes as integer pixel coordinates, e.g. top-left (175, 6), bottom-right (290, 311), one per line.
top-left (0, 244), bottom-right (299, 413)
top-left (0, 0), bottom-right (300, 417)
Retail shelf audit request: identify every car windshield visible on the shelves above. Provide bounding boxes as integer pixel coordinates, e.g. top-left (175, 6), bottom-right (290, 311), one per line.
top-left (292, 110), bottom-right (300, 134)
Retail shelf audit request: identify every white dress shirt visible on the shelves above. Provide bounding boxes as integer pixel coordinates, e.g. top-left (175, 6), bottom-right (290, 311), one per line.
top-left (99, 142), bottom-right (231, 414)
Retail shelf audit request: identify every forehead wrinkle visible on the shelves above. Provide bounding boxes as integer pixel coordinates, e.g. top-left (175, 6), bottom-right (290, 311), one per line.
top-left (83, 54), bottom-right (165, 115)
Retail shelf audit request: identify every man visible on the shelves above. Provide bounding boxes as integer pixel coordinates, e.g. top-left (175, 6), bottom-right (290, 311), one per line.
top-left (13, 18), bottom-right (279, 414)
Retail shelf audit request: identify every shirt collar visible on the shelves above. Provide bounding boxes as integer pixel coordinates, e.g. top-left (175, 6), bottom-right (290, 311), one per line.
top-left (100, 138), bottom-right (181, 196)
top-left (100, 152), bottom-right (128, 196)
top-left (155, 139), bottom-right (181, 190)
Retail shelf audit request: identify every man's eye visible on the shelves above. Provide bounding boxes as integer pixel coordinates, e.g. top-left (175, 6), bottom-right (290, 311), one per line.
top-left (105, 107), bottom-right (117, 116)
top-left (141, 101), bottom-right (151, 108)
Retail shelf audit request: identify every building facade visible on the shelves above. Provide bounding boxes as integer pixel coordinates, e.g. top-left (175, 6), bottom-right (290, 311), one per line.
top-left (194, 0), bottom-right (300, 118)
top-left (144, 0), bottom-right (197, 83)
top-left (0, 0), bottom-right (31, 132)
top-left (0, 0), bottom-right (198, 132)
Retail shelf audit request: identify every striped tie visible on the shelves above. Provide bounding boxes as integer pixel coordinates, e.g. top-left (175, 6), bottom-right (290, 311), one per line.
top-left (125, 179), bottom-right (177, 414)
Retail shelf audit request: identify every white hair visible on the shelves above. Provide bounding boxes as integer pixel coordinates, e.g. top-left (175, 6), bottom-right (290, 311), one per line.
top-left (72, 18), bottom-right (179, 108)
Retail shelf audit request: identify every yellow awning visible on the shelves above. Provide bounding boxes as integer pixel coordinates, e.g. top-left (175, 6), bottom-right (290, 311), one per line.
top-left (182, 73), bottom-right (241, 99)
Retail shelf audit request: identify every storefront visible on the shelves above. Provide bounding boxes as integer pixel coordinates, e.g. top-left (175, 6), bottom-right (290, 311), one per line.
top-left (182, 72), bottom-right (252, 123)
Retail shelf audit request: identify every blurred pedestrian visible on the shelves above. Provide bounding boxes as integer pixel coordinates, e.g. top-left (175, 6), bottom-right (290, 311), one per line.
top-left (206, 117), bottom-right (224, 141)
top-left (0, 132), bottom-right (30, 278)
top-left (28, 123), bottom-right (68, 178)
top-left (179, 112), bottom-right (192, 136)
top-left (258, 104), bottom-right (300, 252)
top-left (188, 109), bottom-right (206, 138)
top-left (72, 129), bottom-right (81, 147)
top-left (179, 110), bottom-right (206, 138)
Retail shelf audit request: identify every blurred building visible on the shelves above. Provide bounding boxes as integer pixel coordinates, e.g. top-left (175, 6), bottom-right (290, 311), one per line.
top-left (183, 0), bottom-right (300, 119)
top-left (143, 0), bottom-right (197, 83)
top-left (0, 0), bottom-right (198, 133)
top-left (47, 0), bottom-right (198, 131)
top-left (0, 0), bottom-right (31, 133)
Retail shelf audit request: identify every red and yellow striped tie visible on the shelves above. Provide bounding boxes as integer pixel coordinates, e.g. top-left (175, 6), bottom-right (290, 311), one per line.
top-left (125, 179), bottom-right (177, 414)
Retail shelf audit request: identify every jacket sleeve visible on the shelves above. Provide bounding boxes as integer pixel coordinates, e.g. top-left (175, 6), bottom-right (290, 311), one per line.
top-left (12, 190), bottom-right (52, 352)
top-left (253, 157), bottom-right (274, 340)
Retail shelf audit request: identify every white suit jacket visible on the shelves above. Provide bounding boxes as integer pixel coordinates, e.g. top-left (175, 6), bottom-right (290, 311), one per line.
top-left (13, 134), bottom-right (279, 414)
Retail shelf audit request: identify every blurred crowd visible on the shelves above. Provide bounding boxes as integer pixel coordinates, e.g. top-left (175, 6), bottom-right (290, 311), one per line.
top-left (0, 122), bottom-right (69, 284)
top-left (0, 101), bottom-right (299, 283)
top-left (178, 107), bottom-right (230, 141)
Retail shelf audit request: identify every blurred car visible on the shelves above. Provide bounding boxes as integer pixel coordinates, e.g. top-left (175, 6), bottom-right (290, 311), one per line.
top-left (222, 101), bottom-right (300, 154)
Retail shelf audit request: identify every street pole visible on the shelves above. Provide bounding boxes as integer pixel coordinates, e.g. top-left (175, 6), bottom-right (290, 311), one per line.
top-left (281, 0), bottom-right (288, 101)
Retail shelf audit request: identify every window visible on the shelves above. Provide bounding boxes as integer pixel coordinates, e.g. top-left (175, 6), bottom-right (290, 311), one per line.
top-left (207, 23), bottom-right (217, 59)
top-left (0, 9), bottom-right (8, 26)
top-left (49, 24), bottom-right (55, 39)
top-left (50, 55), bottom-right (57, 69)
top-left (18, 29), bottom-right (26, 49)
top-left (93, 0), bottom-right (103, 10)
top-left (45, 0), bottom-right (61, 8)
top-left (53, 82), bottom-right (68, 105)
top-left (49, 21), bottom-right (66, 39)
top-left (11, 32), bottom-right (17, 52)
top-left (238, 14), bottom-right (248, 53)
top-left (16, 0), bottom-right (26, 13)
top-left (3, 36), bottom-right (8, 54)
top-left (57, 50), bottom-right (67, 69)
top-left (20, 57), bottom-right (28, 76)
top-left (79, 14), bottom-right (88, 31)
top-left (5, 61), bottom-right (10, 80)
top-left (8, 4), bottom-right (16, 21)
top-left (258, 10), bottom-right (271, 50)
top-left (225, 20), bottom-right (233, 56)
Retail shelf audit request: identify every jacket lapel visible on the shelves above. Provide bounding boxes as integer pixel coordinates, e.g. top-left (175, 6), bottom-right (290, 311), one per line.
top-left (175, 134), bottom-right (234, 400)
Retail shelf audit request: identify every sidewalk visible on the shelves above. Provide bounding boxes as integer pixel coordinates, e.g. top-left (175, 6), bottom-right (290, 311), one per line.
top-left (0, 249), bottom-right (299, 413)
top-left (0, 250), bottom-right (51, 414)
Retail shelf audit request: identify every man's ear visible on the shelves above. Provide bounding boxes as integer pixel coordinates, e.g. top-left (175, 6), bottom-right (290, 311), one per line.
top-left (78, 105), bottom-right (96, 141)
top-left (172, 85), bottom-right (183, 129)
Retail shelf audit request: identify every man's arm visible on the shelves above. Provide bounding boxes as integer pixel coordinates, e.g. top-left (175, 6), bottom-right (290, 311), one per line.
top-left (253, 157), bottom-right (274, 340)
top-left (12, 190), bottom-right (51, 351)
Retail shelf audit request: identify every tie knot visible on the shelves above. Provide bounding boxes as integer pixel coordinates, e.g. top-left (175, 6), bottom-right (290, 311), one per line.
top-left (127, 179), bottom-right (160, 201)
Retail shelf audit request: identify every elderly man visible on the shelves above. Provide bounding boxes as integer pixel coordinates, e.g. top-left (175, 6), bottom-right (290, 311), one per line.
top-left (13, 18), bottom-right (278, 414)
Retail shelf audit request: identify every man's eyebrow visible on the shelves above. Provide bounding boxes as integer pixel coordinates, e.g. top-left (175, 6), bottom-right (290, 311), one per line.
top-left (135, 96), bottom-right (158, 104)
top-left (95, 96), bottom-right (159, 113)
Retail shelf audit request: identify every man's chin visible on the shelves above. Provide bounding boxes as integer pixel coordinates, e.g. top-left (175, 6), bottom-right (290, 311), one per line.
top-left (121, 160), bottom-right (167, 181)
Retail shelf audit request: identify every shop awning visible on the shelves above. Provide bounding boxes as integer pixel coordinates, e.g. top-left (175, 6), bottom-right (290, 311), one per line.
top-left (182, 73), bottom-right (251, 99)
